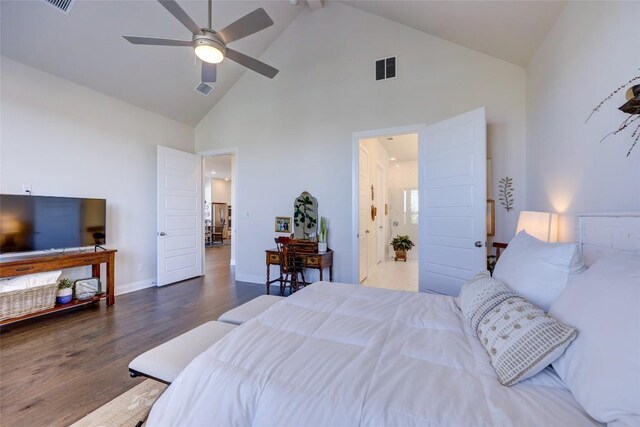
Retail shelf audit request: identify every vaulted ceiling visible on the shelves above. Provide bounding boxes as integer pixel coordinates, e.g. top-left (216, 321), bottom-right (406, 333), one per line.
top-left (1, 1), bottom-right (566, 126)
top-left (0, 0), bottom-right (304, 126)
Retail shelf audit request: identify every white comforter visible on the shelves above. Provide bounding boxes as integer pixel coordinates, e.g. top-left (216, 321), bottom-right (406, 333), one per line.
top-left (148, 282), bottom-right (600, 427)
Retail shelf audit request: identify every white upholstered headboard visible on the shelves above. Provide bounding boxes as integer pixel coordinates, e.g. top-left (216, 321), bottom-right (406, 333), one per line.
top-left (578, 212), bottom-right (640, 265)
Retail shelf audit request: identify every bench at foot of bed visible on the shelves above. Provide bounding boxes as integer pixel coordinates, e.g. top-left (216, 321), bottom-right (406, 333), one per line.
top-left (128, 321), bottom-right (236, 384)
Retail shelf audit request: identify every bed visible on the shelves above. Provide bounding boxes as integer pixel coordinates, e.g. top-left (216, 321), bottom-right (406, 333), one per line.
top-left (148, 214), bottom-right (640, 426)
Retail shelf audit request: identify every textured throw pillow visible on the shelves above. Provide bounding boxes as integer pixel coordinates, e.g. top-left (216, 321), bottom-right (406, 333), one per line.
top-left (459, 273), bottom-right (578, 386)
top-left (549, 254), bottom-right (640, 425)
top-left (493, 231), bottom-right (586, 311)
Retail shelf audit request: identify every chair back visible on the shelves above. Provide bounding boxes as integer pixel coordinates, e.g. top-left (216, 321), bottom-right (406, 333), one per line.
top-left (275, 237), bottom-right (292, 268)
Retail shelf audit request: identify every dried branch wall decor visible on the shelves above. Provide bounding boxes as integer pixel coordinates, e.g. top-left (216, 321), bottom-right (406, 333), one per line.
top-left (498, 177), bottom-right (514, 212)
top-left (586, 71), bottom-right (640, 156)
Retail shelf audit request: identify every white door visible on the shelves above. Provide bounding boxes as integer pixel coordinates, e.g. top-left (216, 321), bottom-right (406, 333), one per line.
top-left (420, 107), bottom-right (486, 295)
top-left (157, 146), bottom-right (203, 286)
top-left (376, 164), bottom-right (385, 263)
top-left (358, 145), bottom-right (369, 282)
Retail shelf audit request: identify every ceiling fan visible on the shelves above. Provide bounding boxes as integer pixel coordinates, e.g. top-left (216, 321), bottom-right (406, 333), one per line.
top-left (123, 0), bottom-right (279, 84)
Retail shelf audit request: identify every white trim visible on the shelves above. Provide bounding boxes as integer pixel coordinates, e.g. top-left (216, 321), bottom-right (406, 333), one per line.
top-left (115, 278), bottom-right (155, 296)
top-left (198, 147), bottom-right (239, 273)
top-left (351, 124), bottom-right (428, 283)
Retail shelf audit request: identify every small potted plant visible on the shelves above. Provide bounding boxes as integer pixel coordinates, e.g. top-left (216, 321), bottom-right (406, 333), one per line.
top-left (390, 235), bottom-right (415, 262)
top-left (318, 217), bottom-right (328, 252)
top-left (56, 278), bottom-right (74, 304)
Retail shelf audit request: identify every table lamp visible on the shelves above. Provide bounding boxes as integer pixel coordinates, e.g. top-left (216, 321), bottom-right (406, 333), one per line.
top-left (516, 211), bottom-right (558, 242)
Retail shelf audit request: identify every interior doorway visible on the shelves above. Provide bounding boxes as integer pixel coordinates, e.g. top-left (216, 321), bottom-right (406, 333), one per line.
top-left (356, 132), bottom-right (419, 292)
top-left (202, 154), bottom-right (236, 276)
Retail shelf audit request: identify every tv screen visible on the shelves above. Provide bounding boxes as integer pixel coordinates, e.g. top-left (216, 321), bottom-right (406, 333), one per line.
top-left (0, 194), bottom-right (106, 254)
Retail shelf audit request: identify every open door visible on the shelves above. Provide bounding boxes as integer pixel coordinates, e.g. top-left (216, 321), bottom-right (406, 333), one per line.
top-left (358, 144), bottom-right (370, 282)
top-left (157, 146), bottom-right (203, 286)
top-left (419, 108), bottom-right (486, 295)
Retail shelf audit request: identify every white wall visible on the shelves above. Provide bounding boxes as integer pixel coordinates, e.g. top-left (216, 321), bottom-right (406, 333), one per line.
top-left (204, 177), bottom-right (213, 219)
top-left (526, 2), bottom-right (640, 241)
top-left (0, 57), bottom-right (194, 294)
top-left (211, 178), bottom-right (232, 205)
top-left (195, 2), bottom-right (526, 284)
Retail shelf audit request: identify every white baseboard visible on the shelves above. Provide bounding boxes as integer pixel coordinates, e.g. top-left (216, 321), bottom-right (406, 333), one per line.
top-left (115, 278), bottom-right (156, 296)
top-left (235, 273), bottom-right (264, 285)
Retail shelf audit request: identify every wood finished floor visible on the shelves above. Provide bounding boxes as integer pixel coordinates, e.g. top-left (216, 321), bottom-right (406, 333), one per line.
top-left (0, 245), bottom-right (264, 427)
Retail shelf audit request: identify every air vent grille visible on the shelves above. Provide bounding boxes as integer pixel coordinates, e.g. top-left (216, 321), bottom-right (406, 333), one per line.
top-left (42, 0), bottom-right (75, 14)
top-left (194, 82), bottom-right (214, 96)
top-left (375, 56), bottom-right (397, 81)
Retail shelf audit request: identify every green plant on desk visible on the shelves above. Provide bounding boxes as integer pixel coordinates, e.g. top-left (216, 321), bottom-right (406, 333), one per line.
top-left (58, 278), bottom-right (73, 290)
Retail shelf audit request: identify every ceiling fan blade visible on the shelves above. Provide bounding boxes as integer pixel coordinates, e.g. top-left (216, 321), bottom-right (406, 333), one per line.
top-left (157, 0), bottom-right (203, 35)
top-left (218, 8), bottom-right (274, 43)
top-left (123, 36), bottom-right (192, 46)
top-left (226, 48), bottom-right (279, 79)
top-left (201, 62), bottom-right (217, 83)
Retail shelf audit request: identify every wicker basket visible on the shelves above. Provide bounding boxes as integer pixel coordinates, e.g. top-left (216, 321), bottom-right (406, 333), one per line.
top-left (0, 283), bottom-right (57, 321)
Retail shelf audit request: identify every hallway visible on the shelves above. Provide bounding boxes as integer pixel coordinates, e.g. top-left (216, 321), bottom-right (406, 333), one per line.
top-left (361, 259), bottom-right (418, 292)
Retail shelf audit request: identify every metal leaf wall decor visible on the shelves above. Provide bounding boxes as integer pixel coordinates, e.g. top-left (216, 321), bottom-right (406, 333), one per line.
top-left (498, 177), bottom-right (514, 212)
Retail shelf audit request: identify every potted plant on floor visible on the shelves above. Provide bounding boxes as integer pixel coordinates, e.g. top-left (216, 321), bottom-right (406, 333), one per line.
top-left (390, 235), bottom-right (415, 262)
top-left (318, 217), bottom-right (328, 252)
top-left (56, 278), bottom-right (74, 305)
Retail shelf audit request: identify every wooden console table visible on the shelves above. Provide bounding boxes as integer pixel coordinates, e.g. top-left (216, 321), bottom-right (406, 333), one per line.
top-left (265, 249), bottom-right (333, 295)
top-left (0, 249), bottom-right (117, 325)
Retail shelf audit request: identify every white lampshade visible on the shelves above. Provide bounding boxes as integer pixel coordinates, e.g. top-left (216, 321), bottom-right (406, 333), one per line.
top-left (516, 211), bottom-right (558, 242)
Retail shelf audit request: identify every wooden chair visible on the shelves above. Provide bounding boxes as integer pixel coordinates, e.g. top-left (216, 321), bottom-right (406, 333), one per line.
top-left (285, 243), bottom-right (307, 293)
top-left (212, 226), bottom-right (224, 245)
top-left (274, 237), bottom-right (306, 295)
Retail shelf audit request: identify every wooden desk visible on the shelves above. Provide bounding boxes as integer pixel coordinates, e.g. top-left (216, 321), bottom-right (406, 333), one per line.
top-left (265, 249), bottom-right (333, 295)
top-left (0, 249), bottom-right (117, 325)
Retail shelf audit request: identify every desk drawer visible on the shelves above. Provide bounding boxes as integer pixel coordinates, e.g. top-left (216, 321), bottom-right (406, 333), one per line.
top-left (268, 253), bottom-right (281, 264)
top-left (1, 265), bottom-right (37, 276)
top-left (306, 256), bottom-right (320, 266)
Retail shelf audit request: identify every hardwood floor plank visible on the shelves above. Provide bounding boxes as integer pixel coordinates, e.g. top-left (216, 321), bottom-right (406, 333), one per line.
top-left (0, 245), bottom-right (263, 427)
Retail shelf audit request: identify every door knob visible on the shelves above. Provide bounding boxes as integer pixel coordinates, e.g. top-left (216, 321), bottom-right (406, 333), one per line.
top-left (474, 241), bottom-right (483, 248)
top-left (159, 232), bottom-right (166, 236)
top-left (365, 230), bottom-right (370, 234)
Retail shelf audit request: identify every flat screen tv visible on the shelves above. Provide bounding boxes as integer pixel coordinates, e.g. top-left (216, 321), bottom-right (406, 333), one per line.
top-left (0, 194), bottom-right (106, 254)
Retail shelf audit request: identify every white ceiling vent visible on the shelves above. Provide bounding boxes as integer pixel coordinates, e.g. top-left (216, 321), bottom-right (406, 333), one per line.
top-left (194, 82), bottom-right (214, 96)
top-left (41, 0), bottom-right (75, 14)
top-left (375, 56), bottom-right (397, 81)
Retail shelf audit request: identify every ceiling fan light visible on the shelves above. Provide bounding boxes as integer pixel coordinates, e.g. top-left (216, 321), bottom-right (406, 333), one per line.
top-left (195, 44), bottom-right (224, 64)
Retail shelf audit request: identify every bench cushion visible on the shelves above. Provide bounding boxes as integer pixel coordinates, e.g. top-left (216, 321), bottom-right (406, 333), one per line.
top-left (218, 295), bottom-right (284, 325)
top-left (129, 321), bottom-right (236, 383)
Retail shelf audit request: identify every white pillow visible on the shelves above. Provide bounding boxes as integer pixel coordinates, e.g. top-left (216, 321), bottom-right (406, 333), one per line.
top-left (549, 254), bottom-right (640, 425)
top-left (459, 272), bottom-right (577, 386)
top-left (493, 231), bottom-right (585, 311)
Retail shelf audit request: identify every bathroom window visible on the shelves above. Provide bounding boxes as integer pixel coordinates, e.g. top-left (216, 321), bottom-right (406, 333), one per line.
top-left (403, 189), bottom-right (419, 224)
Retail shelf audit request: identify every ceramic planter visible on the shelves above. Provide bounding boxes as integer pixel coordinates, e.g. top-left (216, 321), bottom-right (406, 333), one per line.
top-left (394, 249), bottom-right (408, 262)
top-left (318, 242), bottom-right (328, 252)
top-left (56, 287), bottom-right (73, 304)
